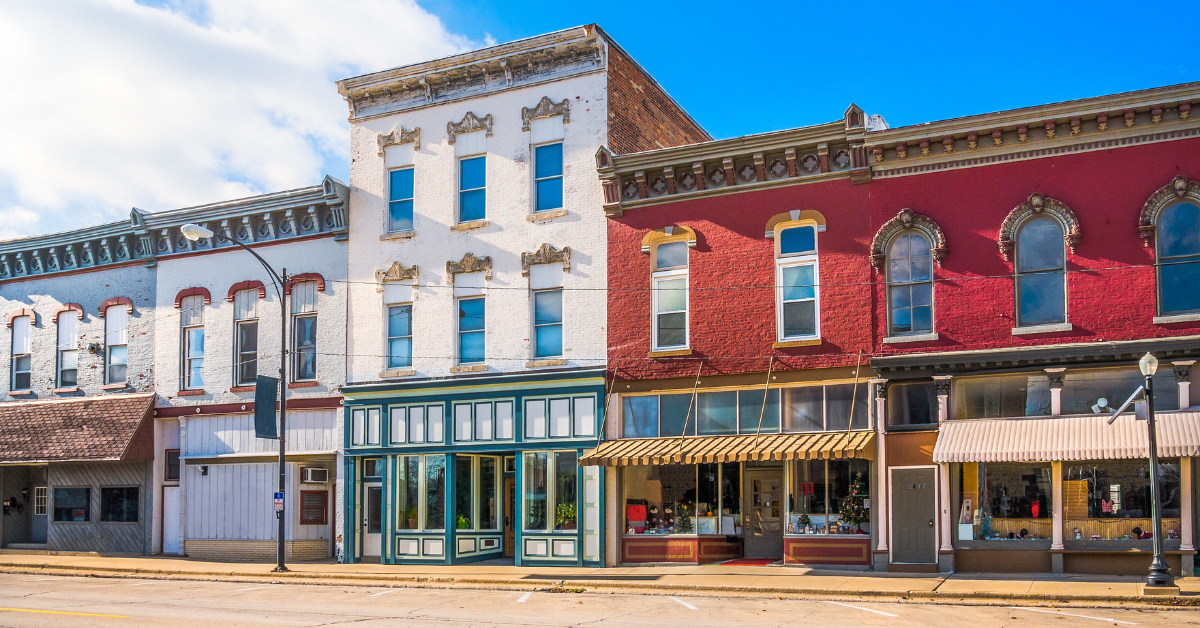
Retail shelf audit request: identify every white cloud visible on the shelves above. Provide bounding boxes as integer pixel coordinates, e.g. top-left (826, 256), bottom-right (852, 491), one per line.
top-left (0, 0), bottom-right (474, 238)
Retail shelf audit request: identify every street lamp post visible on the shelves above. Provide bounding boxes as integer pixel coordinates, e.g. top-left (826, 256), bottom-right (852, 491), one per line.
top-left (181, 224), bottom-right (290, 572)
top-left (1138, 352), bottom-right (1173, 588)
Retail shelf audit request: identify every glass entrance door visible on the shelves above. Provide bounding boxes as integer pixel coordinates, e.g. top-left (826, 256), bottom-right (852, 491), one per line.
top-left (362, 483), bottom-right (383, 559)
top-left (745, 468), bottom-right (783, 559)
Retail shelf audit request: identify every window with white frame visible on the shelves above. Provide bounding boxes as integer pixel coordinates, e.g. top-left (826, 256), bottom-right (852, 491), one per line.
top-left (10, 315), bottom-right (31, 391)
top-left (523, 450), bottom-right (578, 532)
top-left (524, 395), bottom-right (596, 439)
top-left (388, 167), bottom-right (415, 233)
top-left (179, 295), bottom-right (203, 389)
top-left (1156, 201), bottom-right (1200, 315)
top-left (104, 303), bottom-right (129, 385)
top-left (530, 114), bottom-right (565, 213)
top-left (457, 131), bottom-right (487, 223)
top-left (457, 297), bottom-right (485, 364)
top-left (452, 400), bottom-right (514, 443)
top-left (1015, 216), bottom-right (1067, 327)
top-left (388, 403), bottom-right (445, 445)
top-left (454, 454), bottom-right (501, 531)
top-left (383, 282), bottom-right (413, 370)
top-left (776, 225), bottom-right (819, 340)
top-left (56, 311), bottom-right (79, 388)
top-left (529, 263), bottom-right (563, 359)
top-left (652, 241), bottom-right (688, 350)
top-left (233, 289), bottom-right (258, 386)
top-left (350, 407), bottom-right (381, 446)
top-left (291, 281), bottom-right (317, 381)
top-left (395, 454), bottom-right (447, 532)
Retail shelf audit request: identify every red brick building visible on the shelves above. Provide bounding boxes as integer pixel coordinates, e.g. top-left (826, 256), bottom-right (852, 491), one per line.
top-left (587, 83), bottom-right (1200, 576)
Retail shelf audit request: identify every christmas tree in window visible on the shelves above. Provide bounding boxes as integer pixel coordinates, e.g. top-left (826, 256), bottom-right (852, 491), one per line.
top-left (839, 472), bottom-right (870, 534)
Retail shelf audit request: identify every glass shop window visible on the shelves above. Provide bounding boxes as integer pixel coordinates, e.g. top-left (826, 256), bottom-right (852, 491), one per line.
top-left (52, 487), bottom-right (90, 522)
top-left (362, 457), bottom-right (384, 478)
top-left (953, 373), bottom-right (1052, 419)
top-left (957, 463), bottom-right (1051, 541)
top-left (1060, 368), bottom-right (1179, 415)
top-left (425, 455), bottom-right (446, 531)
top-left (788, 459), bottom-right (870, 535)
top-left (622, 463), bottom-right (742, 536)
top-left (782, 383), bottom-right (869, 432)
top-left (455, 456), bottom-right (473, 530)
top-left (1062, 459), bottom-right (1181, 542)
top-left (886, 381), bottom-right (938, 429)
top-left (396, 456), bottom-right (420, 530)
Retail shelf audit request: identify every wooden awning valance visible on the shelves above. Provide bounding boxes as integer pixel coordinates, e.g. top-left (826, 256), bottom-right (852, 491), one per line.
top-left (579, 431), bottom-right (876, 467)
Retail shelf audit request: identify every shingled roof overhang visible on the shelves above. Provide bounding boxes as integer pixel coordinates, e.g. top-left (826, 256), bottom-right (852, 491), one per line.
top-left (0, 393), bottom-right (155, 465)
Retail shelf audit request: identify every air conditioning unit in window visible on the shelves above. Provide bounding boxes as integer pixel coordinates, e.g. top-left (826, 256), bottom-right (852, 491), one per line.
top-left (301, 467), bottom-right (328, 484)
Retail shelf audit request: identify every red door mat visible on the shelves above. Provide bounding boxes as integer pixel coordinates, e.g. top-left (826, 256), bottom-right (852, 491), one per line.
top-left (723, 558), bottom-right (778, 565)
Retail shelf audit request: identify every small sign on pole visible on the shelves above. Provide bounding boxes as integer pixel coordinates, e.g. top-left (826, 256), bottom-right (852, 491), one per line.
top-left (274, 492), bottom-right (285, 512)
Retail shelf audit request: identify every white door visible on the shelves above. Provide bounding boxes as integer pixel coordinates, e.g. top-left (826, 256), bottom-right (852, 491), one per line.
top-left (362, 484), bottom-right (383, 558)
top-left (162, 486), bottom-right (182, 555)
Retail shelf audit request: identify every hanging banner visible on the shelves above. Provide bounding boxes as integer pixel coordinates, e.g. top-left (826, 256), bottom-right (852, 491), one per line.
top-left (254, 375), bottom-right (279, 439)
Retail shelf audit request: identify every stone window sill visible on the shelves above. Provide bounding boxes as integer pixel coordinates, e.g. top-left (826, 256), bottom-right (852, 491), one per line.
top-left (883, 333), bottom-right (939, 344)
top-left (102, 383), bottom-right (129, 391)
top-left (9, 390), bottom-right (33, 396)
top-left (526, 209), bottom-right (568, 223)
top-left (229, 386), bottom-right (255, 393)
top-left (1012, 323), bottom-right (1073, 336)
top-left (526, 359), bottom-right (567, 368)
top-left (379, 369), bottom-right (416, 379)
top-left (773, 338), bottom-right (822, 349)
top-left (288, 381), bottom-right (319, 389)
top-left (450, 364), bottom-right (488, 374)
top-left (450, 220), bottom-right (490, 232)
top-left (649, 348), bottom-right (692, 358)
top-left (53, 387), bottom-right (79, 394)
top-left (177, 389), bottom-right (205, 396)
top-left (380, 230), bottom-right (417, 241)
top-left (1153, 313), bottom-right (1200, 324)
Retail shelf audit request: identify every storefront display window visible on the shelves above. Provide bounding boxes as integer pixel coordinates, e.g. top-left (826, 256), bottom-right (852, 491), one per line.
top-left (1062, 459), bottom-right (1181, 541)
top-left (480, 457), bottom-right (498, 530)
top-left (525, 452), bottom-right (548, 531)
top-left (957, 463), bottom-right (1051, 541)
top-left (523, 450), bottom-right (579, 533)
top-left (623, 463), bottom-right (742, 535)
top-left (397, 456), bottom-right (420, 530)
top-left (455, 456), bottom-right (473, 529)
top-left (1060, 368), bottom-right (1178, 415)
top-left (554, 451), bottom-right (578, 531)
top-left (953, 374), bottom-right (1052, 419)
top-left (787, 459), bottom-right (870, 535)
top-left (425, 455), bottom-right (446, 530)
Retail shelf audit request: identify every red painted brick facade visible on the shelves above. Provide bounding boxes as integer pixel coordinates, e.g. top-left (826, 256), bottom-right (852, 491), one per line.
top-left (605, 42), bottom-right (710, 154)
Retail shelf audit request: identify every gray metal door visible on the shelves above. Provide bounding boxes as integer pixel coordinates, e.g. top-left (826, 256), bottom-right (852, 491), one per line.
top-left (744, 469), bottom-right (783, 559)
top-left (891, 468), bottom-right (936, 563)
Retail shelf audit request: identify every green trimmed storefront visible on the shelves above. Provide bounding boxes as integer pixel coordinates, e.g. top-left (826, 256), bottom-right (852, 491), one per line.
top-left (342, 368), bottom-right (606, 566)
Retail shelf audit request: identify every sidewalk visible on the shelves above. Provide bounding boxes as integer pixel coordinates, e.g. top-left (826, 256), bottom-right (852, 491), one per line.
top-left (0, 552), bottom-right (1196, 607)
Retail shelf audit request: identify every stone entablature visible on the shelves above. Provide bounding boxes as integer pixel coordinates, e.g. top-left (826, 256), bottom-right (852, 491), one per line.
top-left (337, 26), bottom-right (606, 122)
top-left (0, 177), bottom-right (349, 283)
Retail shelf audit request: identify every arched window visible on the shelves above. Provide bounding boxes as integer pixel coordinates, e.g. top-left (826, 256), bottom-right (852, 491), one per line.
top-left (1015, 217), bottom-right (1066, 327)
top-left (1157, 201), bottom-right (1200, 315)
top-left (887, 232), bottom-right (933, 335)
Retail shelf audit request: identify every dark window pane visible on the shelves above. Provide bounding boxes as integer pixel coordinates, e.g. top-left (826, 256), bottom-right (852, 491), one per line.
top-left (696, 391), bottom-right (737, 435)
top-left (1018, 271), bottom-right (1066, 325)
top-left (459, 189), bottom-right (485, 222)
top-left (554, 451), bottom-right (577, 531)
top-left (826, 383), bottom-right (870, 431)
top-left (783, 386), bottom-right (824, 432)
top-left (659, 393), bottom-right (695, 436)
top-left (523, 452), bottom-right (547, 530)
top-left (52, 488), bottom-right (89, 522)
top-left (166, 450), bottom-right (180, 481)
top-left (623, 396), bottom-right (659, 438)
top-left (100, 487), bottom-right (139, 523)
top-left (783, 301), bottom-right (816, 337)
top-left (1017, 217), bottom-right (1065, 272)
top-left (780, 226), bottom-right (815, 254)
top-left (738, 389), bottom-right (779, 434)
top-left (656, 312), bottom-right (686, 347)
top-left (655, 242), bottom-right (688, 269)
top-left (455, 457), bottom-right (473, 529)
top-left (1158, 202), bottom-right (1200, 258)
top-left (955, 374), bottom-right (1052, 419)
top-left (535, 178), bottom-right (563, 211)
top-left (426, 456), bottom-right (445, 530)
top-left (1160, 258), bottom-right (1200, 314)
top-left (534, 143), bottom-right (563, 179)
top-left (389, 168), bottom-right (414, 200)
top-left (460, 156), bottom-right (485, 190)
top-left (886, 381), bottom-right (938, 428)
top-left (480, 457), bottom-right (497, 530)
top-left (300, 491), bottom-right (327, 525)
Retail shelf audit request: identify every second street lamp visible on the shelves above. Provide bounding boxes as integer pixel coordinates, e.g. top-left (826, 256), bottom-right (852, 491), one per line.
top-left (1137, 352), bottom-right (1173, 589)
top-left (180, 223), bottom-right (290, 573)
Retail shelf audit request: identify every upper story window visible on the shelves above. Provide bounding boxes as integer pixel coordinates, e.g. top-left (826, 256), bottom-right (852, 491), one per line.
top-left (233, 289), bottom-right (259, 386)
top-left (652, 240), bottom-right (689, 351)
top-left (350, 407), bottom-right (381, 446)
top-left (524, 395), bottom-right (596, 439)
top-left (10, 315), bottom-right (31, 391)
top-left (291, 281), bottom-right (318, 381)
top-left (104, 303), bottom-right (129, 385)
top-left (887, 232), bottom-right (934, 336)
top-left (56, 311), bottom-right (79, 388)
top-left (457, 297), bottom-right (485, 364)
top-left (388, 167), bottom-right (415, 233)
top-left (383, 280), bottom-right (413, 370)
top-left (455, 130), bottom-right (488, 224)
top-left (389, 403), bottom-right (445, 445)
top-left (1015, 216), bottom-right (1067, 327)
top-left (453, 400), bottom-right (514, 442)
top-left (886, 380), bottom-right (938, 430)
top-left (529, 263), bottom-right (563, 359)
top-left (776, 225), bottom-right (818, 341)
top-left (179, 295), bottom-right (203, 390)
top-left (534, 142), bottom-right (563, 212)
top-left (1157, 201), bottom-right (1200, 315)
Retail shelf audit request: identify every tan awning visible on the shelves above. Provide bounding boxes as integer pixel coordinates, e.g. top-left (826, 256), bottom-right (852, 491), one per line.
top-left (579, 431), bottom-right (875, 467)
top-left (932, 411), bottom-right (1200, 463)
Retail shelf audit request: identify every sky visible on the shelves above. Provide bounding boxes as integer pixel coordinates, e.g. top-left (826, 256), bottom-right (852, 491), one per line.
top-left (0, 0), bottom-right (1195, 239)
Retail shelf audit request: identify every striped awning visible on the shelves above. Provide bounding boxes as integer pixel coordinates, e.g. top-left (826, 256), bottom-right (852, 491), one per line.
top-left (932, 411), bottom-right (1200, 463)
top-left (579, 431), bottom-right (876, 467)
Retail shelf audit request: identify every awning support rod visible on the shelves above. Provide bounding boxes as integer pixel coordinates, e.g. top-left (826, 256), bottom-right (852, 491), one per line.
top-left (676, 362), bottom-right (704, 460)
top-left (753, 356), bottom-right (776, 452)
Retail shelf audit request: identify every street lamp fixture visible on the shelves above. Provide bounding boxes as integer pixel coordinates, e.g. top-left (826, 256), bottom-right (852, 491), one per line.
top-left (180, 223), bottom-right (290, 573)
top-left (1137, 351), bottom-right (1173, 589)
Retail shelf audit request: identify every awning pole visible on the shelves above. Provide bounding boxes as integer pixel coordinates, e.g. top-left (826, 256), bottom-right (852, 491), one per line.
top-left (847, 350), bottom-right (863, 436)
top-left (676, 363), bottom-right (704, 459)
top-left (754, 356), bottom-right (775, 450)
top-left (596, 367), bottom-right (617, 445)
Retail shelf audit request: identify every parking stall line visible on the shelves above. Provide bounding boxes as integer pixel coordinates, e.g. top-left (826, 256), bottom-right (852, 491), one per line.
top-left (822, 600), bottom-right (899, 618)
top-left (368, 589), bottom-right (401, 597)
top-left (668, 597), bottom-right (698, 610)
top-left (1009, 606), bottom-right (1139, 625)
top-left (516, 592), bottom-right (532, 603)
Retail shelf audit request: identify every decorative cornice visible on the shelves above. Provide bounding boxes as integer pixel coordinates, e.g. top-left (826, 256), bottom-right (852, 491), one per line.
top-left (446, 252), bottom-right (493, 283)
top-left (174, 287), bottom-right (212, 309)
top-left (98, 297), bottom-right (133, 317)
top-left (376, 125), bottom-right (421, 156)
top-left (52, 303), bottom-right (85, 321)
top-left (520, 243), bottom-right (571, 276)
top-left (226, 280), bottom-right (266, 302)
top-left (869, 208), bottom-right (947, 270)
top-left (447, 112), bottom-right (494, 144)
top-left (5, 307), bottom-right (36, 328)
top-left (1139, 175), bottom-right (1200, 247)
top-left (376, 261), bottom-right (419, 283)
top-left (521, 96), bottom-right (570, 131)
top-left (285, 273), bottom-right (326, 295)
top-left (997, 193), bottom-right (1081, 261)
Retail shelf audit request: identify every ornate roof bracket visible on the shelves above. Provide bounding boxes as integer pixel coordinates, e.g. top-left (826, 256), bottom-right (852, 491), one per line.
top-left (521, 96), bottom-right (570, 131)
top-left (447, 112), bottom-right (493, 144)
top-left (869, 208), bottom-right (947, 270)
top-left (997, 193), bottom-right (1080, 261)
top-left (1139, 175), bottom-right (1200, 247)
top-left (446, 252), bottom-right (493, 284)
top-left (521, 243), bottom-right (571, 276)
top-left (377, 125), bottom-right (421, 155)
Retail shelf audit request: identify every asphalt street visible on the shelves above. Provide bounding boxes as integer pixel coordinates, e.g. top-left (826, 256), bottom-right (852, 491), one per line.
top-left (0, 573), bottom-right (1193, 627)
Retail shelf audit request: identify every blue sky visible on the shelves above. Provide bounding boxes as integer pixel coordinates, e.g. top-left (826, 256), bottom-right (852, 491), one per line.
top-left (0, 1), bottom-right (1195, 238)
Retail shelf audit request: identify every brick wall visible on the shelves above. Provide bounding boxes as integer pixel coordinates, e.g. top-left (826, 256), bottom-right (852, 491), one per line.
top-left (184, 539), bottom-right (329, 562)
top-left (605, 43), bottom-right (710, 154)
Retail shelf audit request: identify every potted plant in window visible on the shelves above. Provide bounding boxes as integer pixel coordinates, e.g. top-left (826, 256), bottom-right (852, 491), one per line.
top-left (797, 513), bottom-right (811, 534)
top-left (456, 514), bottom-right (470, 530)
top-left (555, 503), bottom-right (577, 531)
top-left (404, 506), bottom-right (418, 530)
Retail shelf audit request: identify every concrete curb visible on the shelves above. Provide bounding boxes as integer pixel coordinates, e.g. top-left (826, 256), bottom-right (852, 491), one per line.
top-left (2, 562), bottom-right (1197, 609)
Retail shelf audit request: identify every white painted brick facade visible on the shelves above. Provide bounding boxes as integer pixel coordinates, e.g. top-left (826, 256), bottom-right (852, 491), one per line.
top-left (346, 73), bottom-right (610, 381)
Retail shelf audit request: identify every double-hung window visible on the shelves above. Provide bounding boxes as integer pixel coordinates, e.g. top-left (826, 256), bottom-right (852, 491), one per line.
top-left (887, 232), bottom-right (934, 335)
top-left (388, 167), bottom-right (415, 233)
top-left (179, 295), bottom-right (203, 390)
top-left (10, 315), bottom-right (31, 391)
top-left (651, 241), bottom-right (689, 351)
top-left (291, 281), bottom-right (317, 381)
top-left (57, 311), bottom-right (78, 387)
top-left (1156, 200), bottom-right (1200, 315)
top-left (1015, 217), bottom-right (1067, 327)
top-left (529, 263), bottom-right (563, 359)
top-left (534, 142), bottom-right (563, 212)
top-left (233, 289), bottom-right (258, 386)
top-left (776, 225), bottom-right (819, 341)
top-left (456, 130), bottom-right (488, 224)
top-left (384, 282), bottom-right (413, 370)
top-left (105, 304), bottom-right (129, 385)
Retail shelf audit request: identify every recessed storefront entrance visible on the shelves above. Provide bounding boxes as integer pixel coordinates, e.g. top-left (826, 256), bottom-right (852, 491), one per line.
top-left (891, 467), bottom-right (937, 564)
top-left (745, 468), bottom-right (783, 559)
